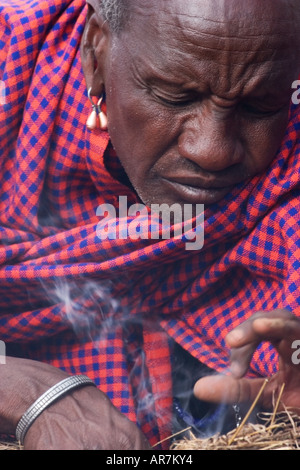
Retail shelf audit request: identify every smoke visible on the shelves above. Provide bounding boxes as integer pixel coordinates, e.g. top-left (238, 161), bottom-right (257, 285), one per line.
top-left (47, 277), bottom-right (119, 341)
top-left (39, 277), bottom-right (241, 442)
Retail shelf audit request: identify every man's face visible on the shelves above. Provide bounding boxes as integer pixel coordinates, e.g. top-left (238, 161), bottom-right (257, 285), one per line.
top-left (98, 0), bottom-right (300, 206)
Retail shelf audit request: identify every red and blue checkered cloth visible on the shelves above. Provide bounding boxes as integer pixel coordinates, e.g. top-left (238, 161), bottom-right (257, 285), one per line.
top-left (1, 0), bottom-right (300, 448)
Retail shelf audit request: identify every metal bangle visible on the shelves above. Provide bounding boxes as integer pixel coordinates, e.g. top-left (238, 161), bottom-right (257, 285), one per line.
top-left (15, 375), bottom-right (96, 445)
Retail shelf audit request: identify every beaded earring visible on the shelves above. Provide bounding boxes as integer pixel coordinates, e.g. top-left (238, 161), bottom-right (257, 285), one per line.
top-left (86, 87), bottom-right (108, 131)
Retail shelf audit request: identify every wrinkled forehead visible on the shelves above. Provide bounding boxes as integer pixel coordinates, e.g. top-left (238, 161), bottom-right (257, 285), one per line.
top-left (121, 0), bottom-right (300, 79)
top-left (111, 0), bottom-right (300, 100)
top-left (128, 0), bottom-right (299, 38)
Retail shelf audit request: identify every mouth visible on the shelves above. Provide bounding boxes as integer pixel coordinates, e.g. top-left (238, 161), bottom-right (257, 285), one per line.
top-left (161, 176), bottom-right (238, 205)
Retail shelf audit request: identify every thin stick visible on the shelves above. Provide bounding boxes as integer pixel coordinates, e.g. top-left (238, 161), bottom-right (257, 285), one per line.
top-left (269, 383), bottom-right (285, 428)
top-left (228, 378), bottom-right (269, 446)
top-left (152, 426), bottom-right (192, 448)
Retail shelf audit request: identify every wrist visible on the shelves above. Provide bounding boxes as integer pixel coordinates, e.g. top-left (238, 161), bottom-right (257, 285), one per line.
top-left (16, 375), bottom-right (96, 444)
top-left (0, 357), bottom-right (70, 434)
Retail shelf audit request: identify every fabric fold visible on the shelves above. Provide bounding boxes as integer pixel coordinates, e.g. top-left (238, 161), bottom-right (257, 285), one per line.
top-left (0, 0), bottom-right (300, 447)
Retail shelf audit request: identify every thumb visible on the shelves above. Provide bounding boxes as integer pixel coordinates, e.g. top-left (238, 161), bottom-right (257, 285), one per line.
top-left (193, 374), bottom-right (271, 407)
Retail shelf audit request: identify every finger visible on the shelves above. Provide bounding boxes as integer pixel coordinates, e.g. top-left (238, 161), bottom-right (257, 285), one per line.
top-left (230, 344), bottom-right (260, 378)
top-left (193, 374), bottom-right (274, 408)
top-left (252, 317), bottom-right (300, 341)
top-left (230, 318), bottom-right (300, 373)
top-left (252, 317), bottom-right (300, 365)
top-left (226, 310), bottom-right (298, 349)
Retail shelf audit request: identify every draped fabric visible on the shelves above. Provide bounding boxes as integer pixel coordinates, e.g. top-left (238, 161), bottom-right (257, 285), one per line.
top-left (0, 0), bottom-right (300, 448)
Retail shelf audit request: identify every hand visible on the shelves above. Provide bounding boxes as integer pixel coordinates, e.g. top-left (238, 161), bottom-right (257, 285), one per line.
top-left (194, 309), bottom-right (300, 411)
top-left (23, 385), bottom-right (150, 450)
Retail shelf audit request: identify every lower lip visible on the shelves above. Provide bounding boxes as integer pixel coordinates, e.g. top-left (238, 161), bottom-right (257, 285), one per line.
top-left (162, 178), bottom-right (233, 205)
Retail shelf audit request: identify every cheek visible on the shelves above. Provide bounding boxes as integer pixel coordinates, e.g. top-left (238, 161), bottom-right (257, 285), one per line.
top-left (243, 113), bottom-right (289, 172)
top-left (105, 91), bottom-right (179, 179)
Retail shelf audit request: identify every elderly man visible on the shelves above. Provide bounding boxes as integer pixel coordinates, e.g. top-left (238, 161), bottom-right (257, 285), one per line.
top-left (0, 0), bottom-right (300, 450)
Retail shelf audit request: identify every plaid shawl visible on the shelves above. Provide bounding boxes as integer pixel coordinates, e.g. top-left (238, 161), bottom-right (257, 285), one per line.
top-left (1, 0), bottom-right (300, 448)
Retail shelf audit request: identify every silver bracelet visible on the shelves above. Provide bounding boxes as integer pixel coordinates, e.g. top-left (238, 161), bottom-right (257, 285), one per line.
top-left (15, 375), bottom-right (96, 445)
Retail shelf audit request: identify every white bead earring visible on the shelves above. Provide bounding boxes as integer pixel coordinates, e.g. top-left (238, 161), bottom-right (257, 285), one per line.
top-left (86, 87), bottom-right (108, 131)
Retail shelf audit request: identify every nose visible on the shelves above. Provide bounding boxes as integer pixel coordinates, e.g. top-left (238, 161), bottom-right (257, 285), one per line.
top-left (178, 106), bottom-right (244, 172)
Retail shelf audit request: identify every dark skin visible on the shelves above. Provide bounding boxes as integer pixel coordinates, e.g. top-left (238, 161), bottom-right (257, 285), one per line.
top-left (0, 358), bottom-right (149, 450)
top-left (84, 0), bottom-right (300, 207)
top-left (1, 0), bottom-right (300, 450)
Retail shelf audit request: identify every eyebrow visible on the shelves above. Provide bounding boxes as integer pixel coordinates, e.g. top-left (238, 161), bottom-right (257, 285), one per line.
top-left (133, 59), bottom-right (207, 94)
top-left (132, 52), bottom-right (294, 104)
top-left (147, 76), bottom-right (200, 91)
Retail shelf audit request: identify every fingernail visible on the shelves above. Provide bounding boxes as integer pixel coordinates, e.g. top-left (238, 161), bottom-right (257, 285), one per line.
top-left (227, 328), bottom-right (244, 343)
top-left (254, 318), bottom-right (284, 330)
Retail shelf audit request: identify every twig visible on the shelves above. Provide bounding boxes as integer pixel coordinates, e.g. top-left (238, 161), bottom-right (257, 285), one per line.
top-left (228, 378), bottom-right (269, 446)
top-left (152, 426), bottom-right (192, 448)
top-left (269, 383), bottom-right (285, 428)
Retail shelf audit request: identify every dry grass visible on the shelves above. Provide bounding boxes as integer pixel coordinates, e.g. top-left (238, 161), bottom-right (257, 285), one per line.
top-left (171, 407), bottom-right (300, 450)
top-left (0, 440), bottom-right (22, 451)
top-left (171, 382), bottom-right (300, 451)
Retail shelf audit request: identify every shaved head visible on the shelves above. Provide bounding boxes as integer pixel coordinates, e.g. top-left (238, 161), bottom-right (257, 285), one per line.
top-left (86, 0), bottom-right (129, 32)
top-left (89, 0), bottom-right (300, 35)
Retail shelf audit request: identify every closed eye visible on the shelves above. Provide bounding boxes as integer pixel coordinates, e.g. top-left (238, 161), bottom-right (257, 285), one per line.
top-left (159, 97), bottom-right (194, 107)
top-left (154, 93), bottom-right (196, 108)
top-left (240, 102), bottom-right (286, 118)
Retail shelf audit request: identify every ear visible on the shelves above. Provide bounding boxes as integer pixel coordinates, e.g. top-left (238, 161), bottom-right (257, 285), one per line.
top-left (80, 4), bottom-right (111, 96)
